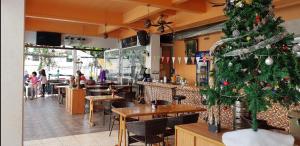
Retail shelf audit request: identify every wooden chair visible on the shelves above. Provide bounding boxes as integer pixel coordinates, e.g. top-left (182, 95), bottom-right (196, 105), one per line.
top-left (165, 113), bottom-right (199, 138)
top-left (109, 101), bottom-right (138, 136)
top-left (151, 100), bottom-right (171, 118)
top-left (127, 118), bottom-right (167, 146)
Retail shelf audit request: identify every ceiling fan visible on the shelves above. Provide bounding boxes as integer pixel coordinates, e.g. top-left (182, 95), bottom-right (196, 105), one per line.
top-left (144, 14), bottom-right (173, 33)
top-left (209, 0), bottom-right (225, 7)
top-left (143, 4), bottom-right (173, 33)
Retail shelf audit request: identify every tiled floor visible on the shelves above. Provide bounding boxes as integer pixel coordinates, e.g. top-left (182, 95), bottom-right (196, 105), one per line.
top-left (24, 130), bottom-right (119, 146)
top-left (24, 95), bottom-right (175, 146)
top-left (24, 130), bottom-right (174, 146)
top-left (24, 95), bottom-right (116, 141)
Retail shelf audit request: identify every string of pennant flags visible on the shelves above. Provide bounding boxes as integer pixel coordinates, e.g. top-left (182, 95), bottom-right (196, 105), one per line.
top-left (153, 53), bottom-right (212, 65)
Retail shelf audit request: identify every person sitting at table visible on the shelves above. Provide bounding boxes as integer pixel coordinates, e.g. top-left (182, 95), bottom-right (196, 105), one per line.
top-left (98, 66), bottom-right (106, 83)
top-left (76, 70), bottom-right (86, 88)
top-left (69, 75), bottom-right (76, 87)
top-left (86, 76), bottom-right (96, 85)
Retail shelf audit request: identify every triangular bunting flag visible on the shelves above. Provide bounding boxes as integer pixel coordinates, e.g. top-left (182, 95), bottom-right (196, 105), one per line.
top-left (166, 57), bottom-right (170, 63)
top-left (178, 57), bottom-right (181, 64)
top-left (184, 57), bottom-right (188, 64)
top-left (172, 57), bottom-right (176, 64)
top-left (161, 57), bottom-right (164, 63)
top-left (196, 57), bottom-right (200, 64)
top-left (202, 56), bottom-right (207, 62)
top-left (191, 57), bottom-right (195, 64)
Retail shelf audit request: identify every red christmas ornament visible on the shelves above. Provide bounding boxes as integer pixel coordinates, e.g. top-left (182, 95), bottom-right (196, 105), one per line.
top-left (223, 81), bottom-right (230, 86)
top-left (282, 44), bottom-right (289, 52)
top-left (255, 14), bottom-right (261, 24)
top-left (283, 76), bottom-right (290, 81)
top-left (223, 106), bottom-right (229, 111)
top-left (284, 96), bottom-right (290, 101)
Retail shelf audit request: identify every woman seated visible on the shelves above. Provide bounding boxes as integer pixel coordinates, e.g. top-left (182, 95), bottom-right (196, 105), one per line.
top-left (86, 76), bottom-right (96, 85)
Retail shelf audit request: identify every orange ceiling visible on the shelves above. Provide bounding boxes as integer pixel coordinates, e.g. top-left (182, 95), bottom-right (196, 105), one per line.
top-left (25, 0), bottom-right (300, 38)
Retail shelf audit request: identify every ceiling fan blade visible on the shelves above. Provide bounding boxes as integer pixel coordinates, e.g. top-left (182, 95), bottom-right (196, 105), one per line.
top-left (151, 24), bottom-right (160, 27)
top-left (166, 22), bottom-right (173, 24)
top-left (209, 1), bottom-right (225, 7)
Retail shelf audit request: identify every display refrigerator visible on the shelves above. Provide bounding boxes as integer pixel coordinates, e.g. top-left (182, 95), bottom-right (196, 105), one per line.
top-left (196, 51), bottom-right (210, 86)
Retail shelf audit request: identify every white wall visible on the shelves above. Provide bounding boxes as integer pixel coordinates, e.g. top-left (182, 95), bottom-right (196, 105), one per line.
top-left (24, 31), bottom-right (118, 49)
top-left (284, 19), bottom-right (300, 37)
top-left (1, 0), bottom-right (24, 145)
top-left (146, 34), bottom-right (161, 80)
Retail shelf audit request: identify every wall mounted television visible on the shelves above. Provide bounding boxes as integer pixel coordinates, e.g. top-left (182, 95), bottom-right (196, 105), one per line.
top-left (36, 31), bottom-right (61, 46)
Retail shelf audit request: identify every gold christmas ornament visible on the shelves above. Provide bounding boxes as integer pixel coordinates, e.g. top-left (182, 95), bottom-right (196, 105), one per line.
top-left (246, 36), bottom-right (251, 41)
top-left (244, 0), bottom-right (253, 5)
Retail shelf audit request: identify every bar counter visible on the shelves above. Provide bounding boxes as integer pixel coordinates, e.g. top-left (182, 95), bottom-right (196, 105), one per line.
top-left (137, 81), bottom-right (202, 104)
top-left (137, 81), bottom-right (300, 131)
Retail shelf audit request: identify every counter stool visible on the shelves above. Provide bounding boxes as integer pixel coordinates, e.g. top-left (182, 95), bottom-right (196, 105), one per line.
top-left (172, 95), bottom-right (186, 104)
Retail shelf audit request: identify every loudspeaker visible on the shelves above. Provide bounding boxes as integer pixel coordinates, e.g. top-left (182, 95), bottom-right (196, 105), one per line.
top-left (137, 30), bottom-right (150, 46)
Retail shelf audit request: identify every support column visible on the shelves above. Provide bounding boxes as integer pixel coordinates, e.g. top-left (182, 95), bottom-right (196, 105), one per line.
top-left (1, 0), bottom-right (24, 145)
top-left (72, 50), bottom-right (77, 75)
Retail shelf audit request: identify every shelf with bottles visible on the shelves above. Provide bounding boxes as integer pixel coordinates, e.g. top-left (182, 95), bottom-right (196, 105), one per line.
top-left (196, 51), bottom-right (210, 86)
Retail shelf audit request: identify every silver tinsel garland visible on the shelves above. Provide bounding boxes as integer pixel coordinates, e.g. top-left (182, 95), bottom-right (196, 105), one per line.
top-left (209, 32), bottom-right (290, 57)
top-left (223, 32), bottom-right (288, 57)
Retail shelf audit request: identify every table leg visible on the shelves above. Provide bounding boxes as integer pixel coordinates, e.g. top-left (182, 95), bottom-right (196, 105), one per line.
top-left (58, 88), bottom-right (61, 104)
top-left (89, 101), bottom-right (95, 127)
top-left (117, 116), bottom-right (126, 146)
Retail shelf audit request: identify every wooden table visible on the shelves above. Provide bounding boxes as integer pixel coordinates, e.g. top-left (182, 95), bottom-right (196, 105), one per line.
top-left (49, 82), bottom-right (67, 95)
top-left (85, 95), bottom-right (123, 126)
top-left (112, 104), bottom-right (206, 146)
top-left (88, 89), bottom-right (111, 95)
top-left (86, 85), bottom-right (107, 89)
top-left (175, 123), bottom-right (229, 146)
top-left (55, 85), bottom-right (69, 104)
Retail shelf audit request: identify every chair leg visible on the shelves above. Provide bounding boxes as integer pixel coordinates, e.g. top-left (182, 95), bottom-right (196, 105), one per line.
top-left (103, 110), bottom-right (105, 126)
top-left (108, 114), bottom-right (112, 131)
top-left (109, 117), bottom-right (115, 136)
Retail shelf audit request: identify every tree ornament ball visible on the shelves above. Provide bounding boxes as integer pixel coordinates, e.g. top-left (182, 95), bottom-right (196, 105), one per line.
top-left (265, 56), bottom-right (274, 66)
top-left (255, 14), bottom-right (261, 24)
top-left (284, 96), bottom-right (290, 101)
top-left (284, 76), bottom-right (290, 81)
top-left (282, 44), bottom-right (289, 52)
top-left (244, 0), bottom-right (253, 5)
top-left (223, 81), bottom-right (230, 86)
top-left (246, 36), bottom-right (251, 41)
top-left (228, 62), bottom-right (233, 67)
top-left (266, 44), bottom-right (271, 50)
top-left (232, 29), bottom-right (240, 37)
top-left (293, 44), bottom-right (300, 53)
top-left (223, 106), bottom-right (230, 111)
top-left (235, 1), bottom-right (244, 7)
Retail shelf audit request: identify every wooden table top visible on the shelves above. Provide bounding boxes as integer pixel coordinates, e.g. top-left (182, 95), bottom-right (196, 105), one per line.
top-left (176, 122), bottom-right (230, 143)
top-left (55, 85), bottom-right (69, 88)
top-left (85, 95), bottom-right (123, 102)
top-left (86, 85), bottom-right (107, 88)
top-left (88, 89), bottom-right (111, 93)
top-left (112, 104), bottom-right (206, 118)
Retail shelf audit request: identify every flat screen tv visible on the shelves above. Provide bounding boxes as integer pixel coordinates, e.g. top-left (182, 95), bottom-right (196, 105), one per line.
top-left (36, 31), bottom-right (61, 46)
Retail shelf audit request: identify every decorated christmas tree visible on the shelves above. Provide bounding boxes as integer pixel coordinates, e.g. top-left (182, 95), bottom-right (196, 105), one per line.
top-left (204, 0), bottom-right (300, 130)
